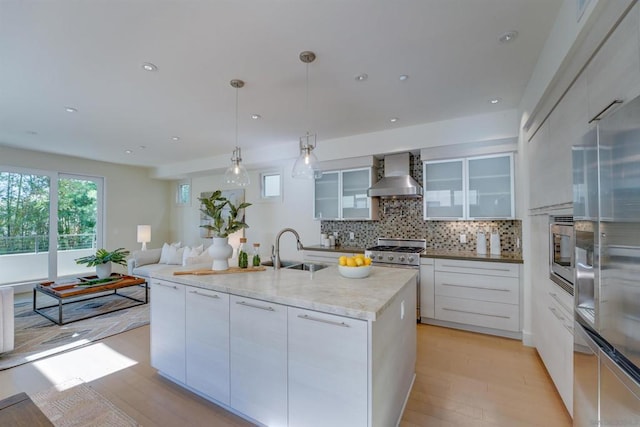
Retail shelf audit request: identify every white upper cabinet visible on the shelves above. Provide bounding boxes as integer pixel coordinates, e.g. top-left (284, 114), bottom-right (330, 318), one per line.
top-left (424, 154), bottom-right (514, 220)
top-left (585, 2), bottom-right (640, 121)
top-left (314, 167), bottom-right (378, 220)
top-left (423, 159), bottom-right (464, 219)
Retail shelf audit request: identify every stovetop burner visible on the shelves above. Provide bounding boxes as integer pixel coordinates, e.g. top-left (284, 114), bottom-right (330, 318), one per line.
top-left (366, 245), bottom-right (424, 254)
top-left (365, 238), bottom-right (426, 266)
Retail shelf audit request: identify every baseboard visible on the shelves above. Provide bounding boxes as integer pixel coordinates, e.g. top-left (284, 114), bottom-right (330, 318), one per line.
top-left (421, 318), bottom-right (523, 341)
top-left (521, 329), bottom-right (535, 347)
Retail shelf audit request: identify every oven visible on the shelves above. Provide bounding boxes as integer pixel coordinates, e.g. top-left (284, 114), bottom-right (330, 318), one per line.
top-left (550, 216), bottom-right (574, 294)
top-left (365, 238), bottom-right (425, 321)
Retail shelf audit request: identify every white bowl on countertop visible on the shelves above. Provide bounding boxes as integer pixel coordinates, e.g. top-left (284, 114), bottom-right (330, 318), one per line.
top-left (338, 265), bottom-right (372, 279)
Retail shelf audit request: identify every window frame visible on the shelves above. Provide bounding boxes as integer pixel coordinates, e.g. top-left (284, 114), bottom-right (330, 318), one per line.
top-left (259, 169), bottom-right (283, 202)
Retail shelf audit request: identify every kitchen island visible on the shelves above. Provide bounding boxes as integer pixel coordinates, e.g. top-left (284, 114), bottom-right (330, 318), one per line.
top-left (149, 265), bottom-right (417, 427)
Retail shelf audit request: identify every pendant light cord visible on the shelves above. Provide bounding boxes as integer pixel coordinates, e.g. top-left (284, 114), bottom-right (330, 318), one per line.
top-left (305, 61), bottom-right (310, 137)
top-left (235, 86), bottom-right (239, 150)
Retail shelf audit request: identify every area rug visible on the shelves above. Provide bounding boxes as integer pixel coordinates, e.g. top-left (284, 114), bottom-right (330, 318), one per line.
top-left (31, 378), bottom-right (139, 426)
top-left (0, 288), bottom-right (149, 371)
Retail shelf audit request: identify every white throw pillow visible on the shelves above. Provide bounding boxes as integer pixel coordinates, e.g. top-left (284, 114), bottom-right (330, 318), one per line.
top-left (167, 247), bottom-right (185, 265)
top-left (182, 245), bottom-right (204, 266)
top-left (134, 248), bottom-right (162, 267)
top-left (160, 243), bottom-right (179, 264)
top-left (185, 252), bottom-right (213, 266)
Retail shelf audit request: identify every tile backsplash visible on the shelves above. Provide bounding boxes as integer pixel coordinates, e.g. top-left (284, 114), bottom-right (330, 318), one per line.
top-left (320, 154), bottom-right (522, 253)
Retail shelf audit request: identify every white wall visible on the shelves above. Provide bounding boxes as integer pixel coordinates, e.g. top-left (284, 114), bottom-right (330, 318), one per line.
top-left (0, 145), bottom-right (172, 253)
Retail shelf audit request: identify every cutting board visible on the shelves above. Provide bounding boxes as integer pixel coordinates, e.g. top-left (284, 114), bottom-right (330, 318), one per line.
top-left (174, 266), bottom-right (267, 276)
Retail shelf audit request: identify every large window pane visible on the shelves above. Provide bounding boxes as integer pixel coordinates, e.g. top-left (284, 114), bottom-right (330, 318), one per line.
top-left (0, 171), bottom-right (51, 284)
top-left (57, 176), bottom-right (99, 277)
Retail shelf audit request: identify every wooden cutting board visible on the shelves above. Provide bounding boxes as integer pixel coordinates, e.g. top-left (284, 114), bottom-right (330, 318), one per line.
top-left (174, 266), bottom-right (267, 276)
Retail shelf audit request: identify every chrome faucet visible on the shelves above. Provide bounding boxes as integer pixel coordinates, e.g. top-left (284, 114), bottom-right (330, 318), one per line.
top-left (272, 228), bottom-right (304, 270)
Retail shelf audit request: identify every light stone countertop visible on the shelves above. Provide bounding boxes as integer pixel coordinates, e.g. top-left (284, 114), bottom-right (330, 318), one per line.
top-left (151, 265), bottom-right (417, 321)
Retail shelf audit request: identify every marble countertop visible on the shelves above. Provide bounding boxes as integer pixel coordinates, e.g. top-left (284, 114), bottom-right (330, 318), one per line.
top-left (304, 245), bottom-right (523, 264)
top-left (151, 265), bottom-right (417, 321)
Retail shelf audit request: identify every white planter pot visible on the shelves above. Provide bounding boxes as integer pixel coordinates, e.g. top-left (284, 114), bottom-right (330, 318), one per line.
top-left (96, 262), bottom-right (112, 279)
top-left (210, 237), bottom-right (233, 271)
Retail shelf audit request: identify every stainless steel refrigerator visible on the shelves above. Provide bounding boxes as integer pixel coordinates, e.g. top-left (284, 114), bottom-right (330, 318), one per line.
top-left (573, 94), bottom-right (640, 426)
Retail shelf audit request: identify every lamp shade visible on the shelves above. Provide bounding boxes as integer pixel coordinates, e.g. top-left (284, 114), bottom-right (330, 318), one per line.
top-left (137, 225), bottom-right (151, 250)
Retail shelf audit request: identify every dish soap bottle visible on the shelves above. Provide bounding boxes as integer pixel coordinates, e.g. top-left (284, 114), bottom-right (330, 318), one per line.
top-left (238, 238), bottom-right (248, 268)
top-left (252, 243), bottom-right (261, 267)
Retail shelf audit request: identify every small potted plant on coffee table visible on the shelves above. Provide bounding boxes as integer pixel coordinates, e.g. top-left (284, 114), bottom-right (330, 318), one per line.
top-left (75, 248), bottom-right (130, 279)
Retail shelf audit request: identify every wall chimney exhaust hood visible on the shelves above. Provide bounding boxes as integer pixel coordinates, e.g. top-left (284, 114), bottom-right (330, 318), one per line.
top-left (367, 152), bottom-right (423, 198)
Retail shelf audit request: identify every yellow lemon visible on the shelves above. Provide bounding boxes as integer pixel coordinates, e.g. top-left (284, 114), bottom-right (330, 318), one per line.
top-left (338, 256), bottom-right (347, 266)
top-left (354, 253), bottom-right (365, 259)
top-left (364, 257), bottom-right (372, 266)
top-left (346, 258), bottom-right (357, 267)
top-left (355, 257), bottom-right (364, 266)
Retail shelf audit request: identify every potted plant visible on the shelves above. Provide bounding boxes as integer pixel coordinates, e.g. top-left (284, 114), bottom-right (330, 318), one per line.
top-left (199, 191), bottom-right (251, 270)
top-left (75, 247), bottom-right (130, 279)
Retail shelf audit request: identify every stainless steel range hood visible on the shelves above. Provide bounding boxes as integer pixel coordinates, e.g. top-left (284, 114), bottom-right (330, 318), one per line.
top-left (367, 152), bottom-right (423, 198)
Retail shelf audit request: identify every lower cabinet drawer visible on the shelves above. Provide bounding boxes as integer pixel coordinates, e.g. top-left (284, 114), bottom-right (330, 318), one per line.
top-left (435, 271), bottom-right (519, 304)
top-left (435, 296), bottom-right (519, 332)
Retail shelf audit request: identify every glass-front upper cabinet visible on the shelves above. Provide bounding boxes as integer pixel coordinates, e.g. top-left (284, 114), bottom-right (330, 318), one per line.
top-left (468, 154), bottom-right (514, 219)
top-left (314, 171), bottom-right (339, 220)
top-left (423, 153), bottom-right (514, 220)
top-left (342, 168), bottom-right (372, 219)
top-left (423, 159), bottom-right (464, 219)
top-left (313, 167), bottom-right (378, 220)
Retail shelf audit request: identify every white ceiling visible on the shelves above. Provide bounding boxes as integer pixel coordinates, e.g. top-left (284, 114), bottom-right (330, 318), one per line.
top-left (0, 0), bottom-right (562, 170)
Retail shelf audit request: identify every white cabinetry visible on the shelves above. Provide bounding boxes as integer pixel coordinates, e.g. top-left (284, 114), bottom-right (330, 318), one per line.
top-left (150, 279), bottom-right (186, 383)
top-left (420, 257), bottom-right (435, 319)
top-left (230, 295), bottom-right (287, 427)
top-left (585, 3), bottom-right (640, 121)
top-left (424, 154), bottom-right (514, 219)
top-left (185, 287), bottom-right (230, 405)
top-left (530, 214), bottom-right (574, 415)
top-left (288, 307), bottom-right (368, 427)
top-left (428, 259), bottom-right (521, 337)
top-left (314, 167), bottom-right (378, 220)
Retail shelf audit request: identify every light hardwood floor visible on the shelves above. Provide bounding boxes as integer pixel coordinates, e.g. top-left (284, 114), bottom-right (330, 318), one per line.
top-left (0, 324), bottom-right (571, 426)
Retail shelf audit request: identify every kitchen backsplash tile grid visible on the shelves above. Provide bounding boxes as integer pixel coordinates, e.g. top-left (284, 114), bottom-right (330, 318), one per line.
top-left (320, 153), bottom-right (522, 254)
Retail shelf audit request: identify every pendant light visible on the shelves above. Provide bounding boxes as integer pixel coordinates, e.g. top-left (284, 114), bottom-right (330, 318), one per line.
top-left (292, 51), bottom-right (319, 179)
top-left (224, 79), bottom-right (250, 186)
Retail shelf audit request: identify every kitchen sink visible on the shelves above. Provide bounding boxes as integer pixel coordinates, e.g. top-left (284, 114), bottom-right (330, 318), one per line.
top-left (262, 260), bottom-right (328, 272)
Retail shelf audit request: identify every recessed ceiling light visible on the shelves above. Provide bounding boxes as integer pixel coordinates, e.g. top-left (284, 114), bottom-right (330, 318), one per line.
top-left (355, 73), bottom-right (368, 82)
top-left (171, 136), bottom-right (180, 141)
top-left (142, 62), bottom-right (158, 72)
top-left (124, 149), bottom-right (133, 154)
top-left (489, 97), bottom-right (502, 105)
top-left (399, 74), bottom-right (409, 81)
top-left (251, 114), bottom-right (261, 120)
top-left (139, 145), bottom-right (147, 149)
top-left (26, 130), bottom-right (38, 135)
top-left (498, 31), bottom-right (518, 43)
top-left (389, 117), bottom-right (399, 123)
top-left (64, 107), bottom-right (78, 113)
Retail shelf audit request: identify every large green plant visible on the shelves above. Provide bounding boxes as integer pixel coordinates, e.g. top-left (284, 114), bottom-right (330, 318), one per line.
top-left (199, 190), bottom-right (251, 238)
top-left (75, 247), bottom-right (130, 267)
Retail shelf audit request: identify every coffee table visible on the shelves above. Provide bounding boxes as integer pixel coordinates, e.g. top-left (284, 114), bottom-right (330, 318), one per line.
top-left (33, 274), bottom-right (147, 325)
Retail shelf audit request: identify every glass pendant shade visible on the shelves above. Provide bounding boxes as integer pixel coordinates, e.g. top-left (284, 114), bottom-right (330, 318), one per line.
top-left (292, 133), bottom-right (318, 179)
top-left (224, 146), bottom-right (250, 186)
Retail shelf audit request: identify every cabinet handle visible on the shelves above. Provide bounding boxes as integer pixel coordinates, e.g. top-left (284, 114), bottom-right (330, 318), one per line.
top-left (441, 264), bottom-right (511, 272)
top-left (189, 290), bottom-right (220, 299)
top-left (297, 314), bottom-right (350, 328)
top-left (236, 301), bottom-right (275, 312)
top-left (548, 306), bottom-right (565, 321)
top-left (441, 283), bottom-right (510, 292)
top-left (564, 324), bottom-right (574, 335)
top-left (441, 307), bottom-right (510, 319)
top-left (153, 282), bottom-right (178, 290)
top-left (549, 292), bottom-right (569, 311)
top-left (588, 99), bottom-right (623, 123)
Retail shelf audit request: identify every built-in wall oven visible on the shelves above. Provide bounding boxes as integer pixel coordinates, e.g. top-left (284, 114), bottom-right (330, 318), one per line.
top-left (549, 216), bottom-right (574, 294)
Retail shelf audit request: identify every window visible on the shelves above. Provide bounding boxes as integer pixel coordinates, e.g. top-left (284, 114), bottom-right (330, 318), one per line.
top-left (0, 167), bottom-right (103, 285)
top-left (260, 171), bottom-right (282, 200)
top-left (176, 180), bottom-right (191, 206)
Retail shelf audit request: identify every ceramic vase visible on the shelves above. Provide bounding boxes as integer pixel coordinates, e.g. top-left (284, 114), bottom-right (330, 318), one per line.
top-left (210, 237), bottom-right (233, 271)
top-left (96, 262), bottom-right (112, 279)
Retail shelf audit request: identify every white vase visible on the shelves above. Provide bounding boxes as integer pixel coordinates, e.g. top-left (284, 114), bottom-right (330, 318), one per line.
top-left (96, 262), bottom-right (112, 279)
top-left (210, 237), bottom-right (233, 271)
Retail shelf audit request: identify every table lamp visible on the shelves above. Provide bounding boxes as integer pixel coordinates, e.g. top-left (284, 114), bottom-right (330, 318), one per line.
top-left (137, 225), bottom-right (151, 251)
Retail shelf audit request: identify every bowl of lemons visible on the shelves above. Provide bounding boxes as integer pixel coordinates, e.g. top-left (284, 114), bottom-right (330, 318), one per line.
top-left (338, 254), bottom-right (373, 279)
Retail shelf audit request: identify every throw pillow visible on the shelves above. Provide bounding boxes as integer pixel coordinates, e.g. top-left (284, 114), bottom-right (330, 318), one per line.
top-left (159, 243), bottom-right (177, 264)
top-left (167, 247), bottom-right (185, 265)
top-left (185, 251), bottom-right (213, 266)
top-left (182, 245), bottom-right (205, 266)
top-left (134, 248), bottom-right (162, 267)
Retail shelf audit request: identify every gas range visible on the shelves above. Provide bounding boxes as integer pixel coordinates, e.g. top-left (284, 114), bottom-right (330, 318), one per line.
top-left (364, 238), bottom-right (426, 267)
